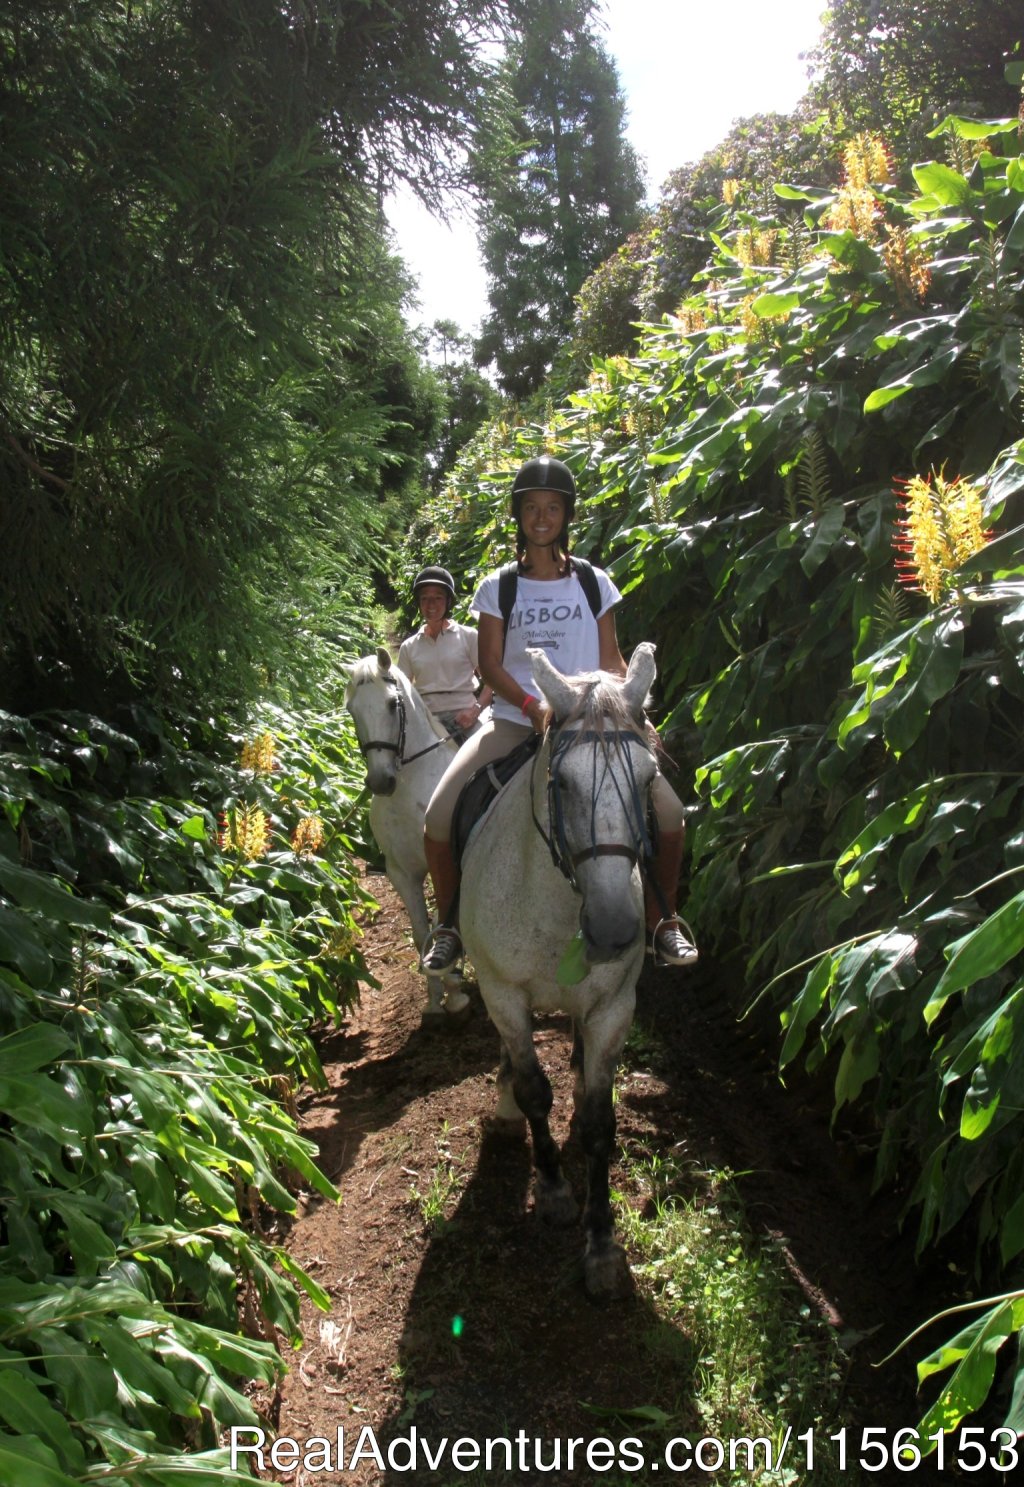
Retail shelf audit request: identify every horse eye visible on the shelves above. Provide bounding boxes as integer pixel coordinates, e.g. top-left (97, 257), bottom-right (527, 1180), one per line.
top-left (387, 697), bottom-right (398, 711)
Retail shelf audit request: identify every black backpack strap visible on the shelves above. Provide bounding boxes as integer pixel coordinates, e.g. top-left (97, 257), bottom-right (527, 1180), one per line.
top-left (570, 556), bottom-right (602, 618)
top-left (498, 561), bottom-right (519, 645)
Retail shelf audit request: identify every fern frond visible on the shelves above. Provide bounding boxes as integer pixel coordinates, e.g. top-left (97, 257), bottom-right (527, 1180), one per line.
top-left (796, 430), bottom-right (832, 517)
top-left (873, 582), bottom-right (908, 637)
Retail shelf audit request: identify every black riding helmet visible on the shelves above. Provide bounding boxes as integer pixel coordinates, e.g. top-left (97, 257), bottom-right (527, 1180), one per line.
top-left (510, 456), bottom-right (577, 558)
top-left (509, 455), bottom-right (577, 523)
top-left (412, 566), bottom-right (456, 617)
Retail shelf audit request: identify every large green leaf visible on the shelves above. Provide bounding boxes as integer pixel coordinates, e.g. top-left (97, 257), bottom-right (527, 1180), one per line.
top-left (0, 1439), bottom-right (82, 1487)
top-left (883, 613), bottom-right (965, 757)
top-left (0, 907), bottom-right (53, 987)
top-left (779, 954), bottom-right (836, 1070)
top-left (0, 860), bottom-right (108, 929)
top-left (40, 1333), bottom-right (119, 1420)
top-left (928, 114), bottom-right (1017, 141)
top-left (0, 1026), bottom-right (72, 1074)
top-left (911, 161), bottom-right (974, 207)
top-left (835, 784), bottom-right (932, 891)
top-left (926, 891), bottom-right (1024, 1025)
top-left (0, 1368), bottom-right (85, 1473)
top-left (88, 1320), bottom-right (200, 1418)
top-left (1001, 1195), bottom-right (1024, 1267)
top-left (915, 1297), bottom-right (1024, 1439)
top-left (863, 343), bottom-right (962, 413)
top-left (800, 500), bottom-right (846, 578)
top-left (0, 1073), bottom-right (94, 1144)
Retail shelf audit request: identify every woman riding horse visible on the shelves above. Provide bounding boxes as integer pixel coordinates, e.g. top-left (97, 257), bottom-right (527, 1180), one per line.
top-left (420, 454), bottom-right (697, 976)
top-left (397, 566), bottom-right (493, 742)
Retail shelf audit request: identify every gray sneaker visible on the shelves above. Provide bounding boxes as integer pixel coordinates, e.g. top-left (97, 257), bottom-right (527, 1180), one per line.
top-left (650, 919), bottom-right (698, 968)
top-left (420, 926), bottom-right (463, 974)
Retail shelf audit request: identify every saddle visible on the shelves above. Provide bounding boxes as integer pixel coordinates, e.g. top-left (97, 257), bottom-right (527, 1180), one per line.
top-left (451, 733), bottom-right (540, 869)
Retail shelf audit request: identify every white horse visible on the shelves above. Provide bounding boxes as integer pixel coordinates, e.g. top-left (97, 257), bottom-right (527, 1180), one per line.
top-left (344, 648), bottom-right (470, 1026)
top-left (460, 643), bottom-right (658, 1299)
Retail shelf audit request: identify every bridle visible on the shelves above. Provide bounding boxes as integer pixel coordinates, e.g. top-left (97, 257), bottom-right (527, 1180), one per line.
top-left (354, 674), bottom-right (451, 768)
top-left (532, 721), bottom-right (655, 892)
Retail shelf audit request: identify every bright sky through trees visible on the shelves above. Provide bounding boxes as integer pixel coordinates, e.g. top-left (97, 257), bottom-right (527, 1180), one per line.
top-left (389, 0), bottom-right (828, 334)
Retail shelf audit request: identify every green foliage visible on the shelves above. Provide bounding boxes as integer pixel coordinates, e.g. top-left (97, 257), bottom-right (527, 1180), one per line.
top-left (422, 322), bottom-right (499, 495)
top-left (412, 111), bottom-right (1024, 1441)
top-left (572, 223), bottom-right (656, 364)
top-left (618, 1153), bottom-right (850, 1483)
top-left (807, 0), bottom-right (1024, 170)
top-left (0, 666), bottom-right (373, 1478)
top-left (0, 0), bottom-right (506, 717)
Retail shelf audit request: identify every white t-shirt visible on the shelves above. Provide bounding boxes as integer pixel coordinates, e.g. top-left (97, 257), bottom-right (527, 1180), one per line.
top-left (473, 565), bottom-right (621, 723)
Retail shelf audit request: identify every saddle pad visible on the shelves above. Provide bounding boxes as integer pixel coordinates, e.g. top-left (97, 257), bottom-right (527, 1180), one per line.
top-left (451, 733), bottom-right (540, 869)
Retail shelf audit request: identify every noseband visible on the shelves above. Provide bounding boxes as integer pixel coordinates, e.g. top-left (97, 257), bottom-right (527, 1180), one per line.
top-left (533, 723), bottom-right (655, 891)
top-left (354, 675), bottom-right (450, 768)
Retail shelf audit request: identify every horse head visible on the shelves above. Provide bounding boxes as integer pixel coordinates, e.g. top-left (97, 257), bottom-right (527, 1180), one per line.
top-left (344, 649), bottom-right (406, 796)
top-left (529, 643), bottom-right (658, 962)
top-left (531, 642), bottom-right (656, 724)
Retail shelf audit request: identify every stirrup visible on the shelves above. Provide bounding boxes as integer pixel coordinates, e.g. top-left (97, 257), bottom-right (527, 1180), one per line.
top-left (420, 924), bottom-right (464, 975)
top-left (649, 916), bottom-right (698, 969)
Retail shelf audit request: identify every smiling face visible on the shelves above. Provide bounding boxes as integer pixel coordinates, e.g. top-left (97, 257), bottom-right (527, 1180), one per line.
top-left (416, 583), bottom-right (450, 633)
top-left (519, 489), bottom-right (567, 550)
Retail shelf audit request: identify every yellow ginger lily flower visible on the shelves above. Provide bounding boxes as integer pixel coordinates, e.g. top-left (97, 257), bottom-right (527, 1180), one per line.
top-left (894, 471), bottom-right (991, 603)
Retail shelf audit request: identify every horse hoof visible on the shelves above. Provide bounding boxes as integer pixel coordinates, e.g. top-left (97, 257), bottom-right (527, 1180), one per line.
top-left (534, 1177), bottom-right (578, 1227)
top-left (443, 988), bottom-right (472, 1022)
top-left (419, 1009), bottom-right (449, 1031)
top-left (584, 1241), bottom-right (634, 1301)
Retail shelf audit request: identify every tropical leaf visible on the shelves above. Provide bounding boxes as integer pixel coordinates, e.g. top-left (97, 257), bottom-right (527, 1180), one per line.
top-left (925, 891), bottom-right (1024, 1025)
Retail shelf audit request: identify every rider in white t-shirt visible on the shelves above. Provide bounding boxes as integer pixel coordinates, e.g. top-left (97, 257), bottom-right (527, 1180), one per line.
top-left (419, 455), bottom-right (698, 978)
top-left (472, 564), bottom-right (621, 723)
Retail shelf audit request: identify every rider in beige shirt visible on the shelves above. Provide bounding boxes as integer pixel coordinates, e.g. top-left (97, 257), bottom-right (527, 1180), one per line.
top-left (397, 567), bottom-right (493, 740)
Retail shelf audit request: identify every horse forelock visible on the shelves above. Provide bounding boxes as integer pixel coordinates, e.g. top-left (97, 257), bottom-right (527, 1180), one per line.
top-left (345, 653), bottom-right (401, 703)
top-left (554, 670), bottom-right (648, 753)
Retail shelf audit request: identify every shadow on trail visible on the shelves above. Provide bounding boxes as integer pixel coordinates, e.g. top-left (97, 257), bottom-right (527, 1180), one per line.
top-left (371, 1116), bottom-right (704, 1487)
top-left (301, 994), bottom-right (500, 1192)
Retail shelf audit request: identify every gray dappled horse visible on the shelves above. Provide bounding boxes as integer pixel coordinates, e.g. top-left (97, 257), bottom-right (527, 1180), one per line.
top-left (344, 648), bottom-right (469, 1026)
top-left (461, 643), bottom-right (658, 1299)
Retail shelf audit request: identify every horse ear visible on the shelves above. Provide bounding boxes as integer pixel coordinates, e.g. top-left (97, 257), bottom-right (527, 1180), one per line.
top-left (623, 642), bottom-right (656, 718)
top-left (377, 646), bottom-right (393, 672)
top-left (527, 647), bottom-right (577, 719)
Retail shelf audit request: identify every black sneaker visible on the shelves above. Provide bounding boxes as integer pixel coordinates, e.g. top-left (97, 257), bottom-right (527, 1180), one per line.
top-left (420, 925), bottom-right (463, 974)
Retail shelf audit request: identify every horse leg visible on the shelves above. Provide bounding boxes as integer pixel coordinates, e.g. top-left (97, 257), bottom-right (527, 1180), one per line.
top-left (489, 1043), bottom-right (528, 1137)
top-left (386, 861), bottom-right (469, 1026)
top-left (568, 1024), bottom-right (585, 1136)
top-left (508, 1042), bottom-right (577, 1227)
top-left (578, 1042), bottom-right (633, 1301)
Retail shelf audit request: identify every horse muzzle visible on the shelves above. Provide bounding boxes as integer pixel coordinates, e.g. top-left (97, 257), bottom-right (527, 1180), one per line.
top-left (579, 900), bottom-right (642, 963)
top-left (366, 762), bottom-right (398, 796)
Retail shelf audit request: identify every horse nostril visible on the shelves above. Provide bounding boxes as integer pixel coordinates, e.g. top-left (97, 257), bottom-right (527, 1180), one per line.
top-left (581, 905), bottom-right (640, 962)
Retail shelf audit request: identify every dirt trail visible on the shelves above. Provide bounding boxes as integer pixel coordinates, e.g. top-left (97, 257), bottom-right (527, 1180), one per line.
top-left (252, 868), bottom-right (963, 1486)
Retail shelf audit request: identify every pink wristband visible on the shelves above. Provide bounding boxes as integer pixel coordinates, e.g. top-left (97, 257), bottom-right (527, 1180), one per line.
top-left (520, 694), bottom-right (536, 714)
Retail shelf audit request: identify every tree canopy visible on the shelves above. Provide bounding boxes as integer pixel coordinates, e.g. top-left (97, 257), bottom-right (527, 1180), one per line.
top-left (0, 0), bottom-right (506, 715)
top-left (472, 0), bottom-right (645, 399)
top-left (807, 0), bottom-right (1023, 166)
